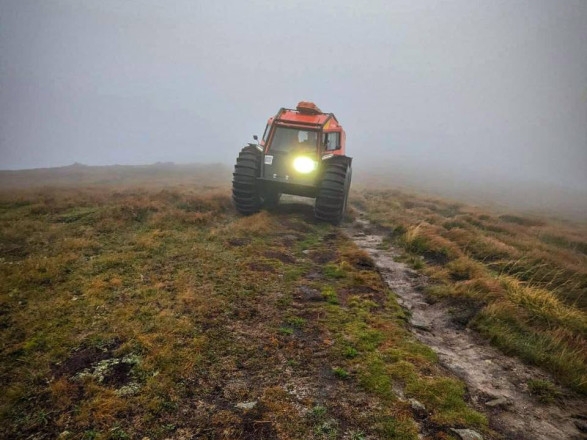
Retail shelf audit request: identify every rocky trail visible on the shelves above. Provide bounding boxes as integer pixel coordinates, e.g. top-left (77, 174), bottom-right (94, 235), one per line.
top-left (344, 213), bottom-right (587, 440)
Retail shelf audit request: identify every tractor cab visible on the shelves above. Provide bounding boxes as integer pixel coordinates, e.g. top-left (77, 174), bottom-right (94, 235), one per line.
top-left (232, 101), bottom-right (352, 224)
top-left (259, 102), bottom-right (347, 194)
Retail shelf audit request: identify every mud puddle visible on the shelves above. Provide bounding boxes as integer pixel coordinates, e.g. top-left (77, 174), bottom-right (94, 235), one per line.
top-left (344, 214), bottom-right (587, 440)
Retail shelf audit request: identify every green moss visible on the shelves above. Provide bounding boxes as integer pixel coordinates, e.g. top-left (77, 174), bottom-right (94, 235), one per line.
top-left (378, 417), bottom-right (418, 440)
top-left (322, 286), bottom-right (339, 304)
top-left (406, 378), bottom-right (486, 427)
top-left (332, 367), bottom-right (349, 379)
top-left (358, 354), bottom-right (393, 400)
top-left (285, 316), bottom-right (306, 328)
top-left (343, 346), bottom-right (358, 358)
top-left (278, 326), bottom-right (294, 336)
top-left (323, 263), bottom-right (347, 279)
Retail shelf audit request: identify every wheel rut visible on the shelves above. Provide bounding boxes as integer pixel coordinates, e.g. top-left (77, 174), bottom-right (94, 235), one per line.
top-left (343, 213), bottom-right (587, 440)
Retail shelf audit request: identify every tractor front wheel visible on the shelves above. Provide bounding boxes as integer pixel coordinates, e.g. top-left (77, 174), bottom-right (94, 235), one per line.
top-left (314, 157), bottom-right (352, 225)
top-left (232, 146), bottom-right (262, 215)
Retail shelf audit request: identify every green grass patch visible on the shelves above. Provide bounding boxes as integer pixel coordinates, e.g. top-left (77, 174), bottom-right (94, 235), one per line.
top-left (332, 366), bottom-right (350, 379)
top-left (406, 378), bottom-right (487, 427)
top-left (527, 379), bottom-right (561, 403)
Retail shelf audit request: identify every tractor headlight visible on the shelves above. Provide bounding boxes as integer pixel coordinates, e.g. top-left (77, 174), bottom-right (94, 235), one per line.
top-left (292, 156), bottom-right (317, 174)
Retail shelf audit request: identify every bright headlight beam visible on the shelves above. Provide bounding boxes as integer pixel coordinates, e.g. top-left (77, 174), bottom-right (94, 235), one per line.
top-left (293, 156), bottom-right (316, 173)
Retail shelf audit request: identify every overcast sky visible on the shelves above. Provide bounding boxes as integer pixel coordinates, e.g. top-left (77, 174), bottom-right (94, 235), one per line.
top-left (1, 0), bottom-right (586, 189)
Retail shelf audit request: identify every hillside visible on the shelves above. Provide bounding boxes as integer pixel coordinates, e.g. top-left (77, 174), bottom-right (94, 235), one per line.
top-left (0, 163), bottom-right (232, 190)
top-left (1, 165), bottom-right (586, 440)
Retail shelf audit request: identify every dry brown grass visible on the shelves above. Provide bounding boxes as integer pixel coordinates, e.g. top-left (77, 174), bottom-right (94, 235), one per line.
top-left (357, 188), bottom-right (587, 393)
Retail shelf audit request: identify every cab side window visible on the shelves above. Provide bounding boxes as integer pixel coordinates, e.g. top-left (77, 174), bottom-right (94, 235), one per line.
top-left (262, 124), bottom-right (271, 143)
top-left (324, 132), bottom-right (340, 151)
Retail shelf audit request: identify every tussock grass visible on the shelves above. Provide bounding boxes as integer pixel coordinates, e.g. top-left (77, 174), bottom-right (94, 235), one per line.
top-left (357, 189), bottom-right (587, 393)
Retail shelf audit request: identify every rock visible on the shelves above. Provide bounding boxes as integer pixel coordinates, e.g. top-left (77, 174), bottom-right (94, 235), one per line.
top-left (409, 398), bottom-right (427, 417)
top-left (411, 320), bottom-right (431, 332)
top-left (236, 401), bottom-right (257, 410)
top-left (575, 419), bottom-right (587, 433)
top-left (116, 382), bottom-right (141, 397)
top-left (304, 272), bottom-right (323, 281)
top-left (299, 286), bottom-right (323, 301)
top-left (450, 428), bottom-right (484, 440)
top-left (485, 397), bottom-right (510, 408)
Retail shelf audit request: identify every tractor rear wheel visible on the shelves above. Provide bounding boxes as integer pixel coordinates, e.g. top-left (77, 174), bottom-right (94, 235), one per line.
top-left (232, 146), bottom-right (262, 215)
top-left (314, 157), bottom-right (352, 225)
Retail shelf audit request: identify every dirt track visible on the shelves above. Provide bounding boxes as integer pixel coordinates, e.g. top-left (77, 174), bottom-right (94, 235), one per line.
top-left (344, 213), bottom-right (587, 440)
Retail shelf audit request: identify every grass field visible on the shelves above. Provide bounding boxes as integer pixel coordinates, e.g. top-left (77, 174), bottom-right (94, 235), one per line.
top-left (0, 169), bottom-right (490, 440)
top-left (1, 165), bottom-right (585, 439)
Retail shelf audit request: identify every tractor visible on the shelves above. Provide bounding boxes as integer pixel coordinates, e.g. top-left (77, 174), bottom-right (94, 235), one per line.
top-left (232, 101), bottom-right (352, 224)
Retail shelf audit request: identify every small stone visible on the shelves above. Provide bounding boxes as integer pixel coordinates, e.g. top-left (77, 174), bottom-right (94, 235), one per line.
top-left (485, 397), bottom-right (510, 408)
top-left (116, 382), bottom-right (141, 397)
top-left (450, 428), bottom-right (484, 440)
top-left (575, 419), bottom-right (587, 433)
top-left (299, 286), bottom-right (323, 301)
top-left (236, 401), bottom-right (257, 410)
top-left (411, 320), bottom-right (431, 332)
top-left (409, 398), bottom-right (427, 416)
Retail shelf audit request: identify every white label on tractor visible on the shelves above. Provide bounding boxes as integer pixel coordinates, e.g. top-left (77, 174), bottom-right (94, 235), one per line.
top-left (264, 155), bottom-right (273, 165)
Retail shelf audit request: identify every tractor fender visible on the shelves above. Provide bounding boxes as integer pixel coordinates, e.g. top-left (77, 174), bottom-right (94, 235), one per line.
top-left (322, 154), bottom-right (352, 168)
top-left (246, 142), bottom-right (264, 152)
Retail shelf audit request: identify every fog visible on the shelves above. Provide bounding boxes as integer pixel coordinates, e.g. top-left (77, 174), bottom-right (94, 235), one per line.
top-left (1, 0), bottom-right (586, 192)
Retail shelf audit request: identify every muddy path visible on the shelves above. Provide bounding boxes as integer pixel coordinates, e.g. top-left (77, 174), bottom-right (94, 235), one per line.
top-left (343, 213), bottom-right (587, 440)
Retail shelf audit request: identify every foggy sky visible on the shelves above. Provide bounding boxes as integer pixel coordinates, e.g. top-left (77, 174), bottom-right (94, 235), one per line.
top-left (1, 0), bottom-right (586, 190)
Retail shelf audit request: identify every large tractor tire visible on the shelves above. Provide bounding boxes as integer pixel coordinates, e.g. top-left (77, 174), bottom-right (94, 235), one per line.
top-left (232, 146), bottom-right (262, 215)
top-left (315, 156), bottom-right (352, 225)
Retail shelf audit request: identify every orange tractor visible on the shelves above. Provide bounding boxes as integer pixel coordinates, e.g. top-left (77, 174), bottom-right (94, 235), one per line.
top-left (232, 101), bottom-right (352, 224)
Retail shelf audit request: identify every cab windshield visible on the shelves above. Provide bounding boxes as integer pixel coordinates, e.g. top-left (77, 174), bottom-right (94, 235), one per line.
top-left (269, 127), bottom-right (318, 153)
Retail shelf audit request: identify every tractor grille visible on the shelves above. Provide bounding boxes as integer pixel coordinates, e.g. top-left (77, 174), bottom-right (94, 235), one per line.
top-left (261, 152), bottom-right (319, 186)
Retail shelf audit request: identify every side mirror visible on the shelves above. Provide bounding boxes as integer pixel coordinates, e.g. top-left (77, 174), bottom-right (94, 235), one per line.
top-left (253, 135), bottom-right (259, 141)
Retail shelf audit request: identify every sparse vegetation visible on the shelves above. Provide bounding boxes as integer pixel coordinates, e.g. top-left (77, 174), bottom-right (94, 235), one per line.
top-left (0, 170), bottom-right (492, 439)
top-left (356, 188), bottom-right (587, 393)
top-left (527, 379), bottom-right (561, 403)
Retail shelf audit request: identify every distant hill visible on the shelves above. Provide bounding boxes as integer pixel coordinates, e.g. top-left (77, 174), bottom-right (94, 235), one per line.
top-left (352, 162), bottom-right (587, 222)
top-left (1, 161), bottom-right (585, 221)
top-left (0, 162), bottom-right (233, 189)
